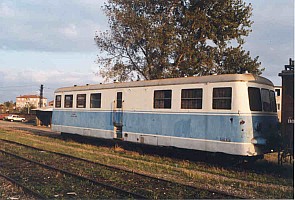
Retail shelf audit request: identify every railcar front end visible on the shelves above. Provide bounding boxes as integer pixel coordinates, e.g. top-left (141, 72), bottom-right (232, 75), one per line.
top-left (235, 83), bottom-right (279, 156)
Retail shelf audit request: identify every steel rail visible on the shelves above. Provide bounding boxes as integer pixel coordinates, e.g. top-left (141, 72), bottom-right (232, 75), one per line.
top-left (0, 173), bottom-right (46, 199)
top-left (0, 138), bottom-right (243, 199)
top-left (0, 149), bottom-right (146, 199)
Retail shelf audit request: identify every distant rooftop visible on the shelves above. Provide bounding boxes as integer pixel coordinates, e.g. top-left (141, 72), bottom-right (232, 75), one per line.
top-left (16, 95), bottom-right (47, 99)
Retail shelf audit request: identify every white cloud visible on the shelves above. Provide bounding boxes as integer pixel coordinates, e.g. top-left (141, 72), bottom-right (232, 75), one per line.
top-left (0, 0), bottom-right (108, 52)
top-left (0, 68), bottom-right (104, 102)
top-left (60, 24), bottom-right (79, 38)
top-left (0, 2), bottom-right (15, 17)
top-left (0, 0), bottom-right (293, 102)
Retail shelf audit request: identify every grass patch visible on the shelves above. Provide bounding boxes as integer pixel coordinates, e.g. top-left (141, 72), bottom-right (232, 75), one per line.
top-left (0, 128), bottom-right (293, 199)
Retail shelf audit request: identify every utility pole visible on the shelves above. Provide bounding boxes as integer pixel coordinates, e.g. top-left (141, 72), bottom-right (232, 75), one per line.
top-left (39, 84), bottom-right (44, 108)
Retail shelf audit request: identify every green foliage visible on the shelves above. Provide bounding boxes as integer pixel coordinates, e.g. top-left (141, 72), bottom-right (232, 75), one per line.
top-left (95, 0), bottom-right (262, 81)
top-left (3, 101), bottom-right (14, 108)
top-left (19, 103), bottom-right (36, 114)
top-left (1, 101), bottom-right (15, 113)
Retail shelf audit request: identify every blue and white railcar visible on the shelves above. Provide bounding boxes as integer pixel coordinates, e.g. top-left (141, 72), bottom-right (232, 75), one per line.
top-left (52, 74), bottom-right (279, 157)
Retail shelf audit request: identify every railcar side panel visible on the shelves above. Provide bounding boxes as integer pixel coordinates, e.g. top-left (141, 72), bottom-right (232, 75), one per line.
top-left (52, 74), bottom-right (279, 157)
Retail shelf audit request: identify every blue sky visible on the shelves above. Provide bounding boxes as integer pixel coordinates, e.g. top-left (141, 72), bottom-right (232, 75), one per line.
top-left (0, 0), bottom-right (294, 102)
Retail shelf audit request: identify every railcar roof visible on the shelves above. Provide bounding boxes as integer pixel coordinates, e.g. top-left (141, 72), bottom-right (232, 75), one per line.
top-left (55, 74), bottom-right (273, 93)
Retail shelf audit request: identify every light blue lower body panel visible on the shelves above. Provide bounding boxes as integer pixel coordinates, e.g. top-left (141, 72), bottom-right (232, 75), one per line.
top-left (123, 112), bottom-right (243, 142)
top-left (52, 110), bottom-right (278, 156)
top-left (53, 110), bottom-right (244, 141)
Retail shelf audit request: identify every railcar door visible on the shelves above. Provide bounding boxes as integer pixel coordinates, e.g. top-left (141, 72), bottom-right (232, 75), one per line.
top-left (112, 92), bottom-right (123, 139)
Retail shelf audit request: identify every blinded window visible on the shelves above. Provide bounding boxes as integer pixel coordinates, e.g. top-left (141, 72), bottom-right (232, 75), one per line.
top-left (64, 95), bottom-right (73, 108)
top-left (76, 94), bottom-right (86, 108)
top-left (55, 95), bottom-right (61, 108)
top-left (212, 87), bottom-right (232, 110)
top-left (154, 90), bottom-right (172, 109)
top-left (181, 89), bottom-right (202, 109)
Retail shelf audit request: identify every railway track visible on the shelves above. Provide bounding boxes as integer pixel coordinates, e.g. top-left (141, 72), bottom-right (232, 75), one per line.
top-left (0, 138), bottom-right (240, 199)
top-left (0, 173), bottom-right (45, 199)
top-left (1, 121), bottom-right (293, 199)
top-left (0, 145), bottom-right (145, 199)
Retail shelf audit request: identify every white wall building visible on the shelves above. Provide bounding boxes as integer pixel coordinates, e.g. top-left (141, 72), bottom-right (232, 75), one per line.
top-left (16, 95), bottom-right (47, 109)
top-left (275, 86), bottom-right (282, 122)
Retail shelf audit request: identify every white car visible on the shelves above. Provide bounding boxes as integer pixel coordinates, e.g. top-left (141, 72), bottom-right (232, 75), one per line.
top-left (4, 115), bottom-right (26, 122)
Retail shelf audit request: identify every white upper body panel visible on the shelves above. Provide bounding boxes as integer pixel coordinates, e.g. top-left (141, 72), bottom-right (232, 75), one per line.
top-left (54, 74), bottom-right (275, 114)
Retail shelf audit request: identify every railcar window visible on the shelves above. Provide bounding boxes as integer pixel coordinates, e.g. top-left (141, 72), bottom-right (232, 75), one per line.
top-left (212, 87), bottom-right (232, 110)
top-left (181, 89), bottom-right (202, 109)
top-left (76, 94), bottom-right (86, 108)
top-left (90, 93), bottom-right (101, 108)
top-left (64, 95), bottom-right (73, 108)
top-left (55, 95), bottom-right (61, 108)
top-left (248, 87), bottom-right (262, 111)
top-left (154, 90), bottom-right (172, 109)
top-left (261, 89), bottom-right (271, 112)
top-left (269, 90), bottom-right (277, 112)
top-left (117, 92), bottom-right (123, 108)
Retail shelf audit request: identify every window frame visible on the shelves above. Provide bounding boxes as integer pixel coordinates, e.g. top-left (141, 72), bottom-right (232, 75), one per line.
top-left (76, 94), bottom-right (86, 108)
top-left (64, 95), bottom-right (73, 108)
top-left (181, 88), bottom-right (203, 109)
top-left (248, 87), bottom-right (262, 111)
top-left (116, 92), bottom-right (123, 109)
top-left (275, 88), bottom-right (281, 96)
top-left (90, 93), bottom-right (102, 108)
top-left (55, 95), bottom-right (61, 108)
top-left (153, 90), bottom-right (172, 109)
top-left (212, 87), bottom-right (232, 110)
top-left (261, 89), bottom-right (272, 112)
top-left (269, 90), bottom-right (277, 112)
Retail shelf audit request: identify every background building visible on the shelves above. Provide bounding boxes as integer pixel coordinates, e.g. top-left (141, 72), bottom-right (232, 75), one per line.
top-left (275, 86), bottom-right (282, 122)
top-left (16, 95), bottom-right (47, 109)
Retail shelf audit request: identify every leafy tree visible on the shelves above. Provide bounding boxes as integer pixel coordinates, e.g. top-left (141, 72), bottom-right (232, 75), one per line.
top-left (2, 101), bottom-right (15, 113)
top-left (95, 0), bottom-right (262, 81)
top-left (4, 101), bottom-right (13, 108)
top-left (19, 103), bottom-right (36, 114)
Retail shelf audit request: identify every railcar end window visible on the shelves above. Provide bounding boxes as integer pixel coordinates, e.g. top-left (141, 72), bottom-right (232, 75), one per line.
top-left (90, 93), bottom-right (101, 108)
top-left (77, 94), bottom-right (86, 108)
top-left (261, 89), bottom-right (272, 112)
top-left (154, 90), bottom-right (172, 109)
top-left (248, 87), bottom-right (262, 111)
top-left (55, 95), bottom-right (61, 108)
top-left (64, 95), bottom-right (73, 108)
top-left (212, 87), bottom-right (232, 110)
top-left (269, 90), bottom-right (277, 112)
top-left (181, 89), bottom-right (202, 109)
